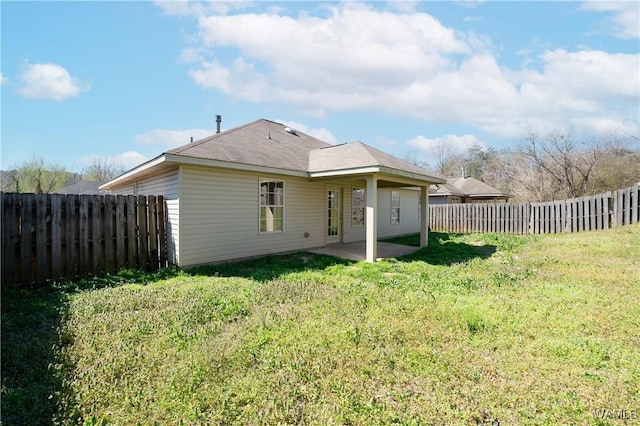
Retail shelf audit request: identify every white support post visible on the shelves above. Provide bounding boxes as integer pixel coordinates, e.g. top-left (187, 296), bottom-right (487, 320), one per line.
top-left (420, 185), bottom-right (429, 247)
top-left (366, 175), bottom-right (378, 262)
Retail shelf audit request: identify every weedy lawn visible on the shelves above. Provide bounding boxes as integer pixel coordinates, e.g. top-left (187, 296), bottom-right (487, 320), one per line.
top-left (2, 225), bottom-right (639, 425)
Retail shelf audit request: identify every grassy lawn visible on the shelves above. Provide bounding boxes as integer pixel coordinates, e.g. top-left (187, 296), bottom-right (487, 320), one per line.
top-left (2, 225), bottom-right (639, 425)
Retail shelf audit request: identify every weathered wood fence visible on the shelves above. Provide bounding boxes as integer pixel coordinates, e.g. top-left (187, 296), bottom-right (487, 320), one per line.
top-left (1, 193), bottom-right (168, 285)
top-left (429, 184), bottom-right (640, 235)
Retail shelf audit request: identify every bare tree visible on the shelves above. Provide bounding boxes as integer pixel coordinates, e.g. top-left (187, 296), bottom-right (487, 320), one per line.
top-left (82, 157), bottom-right (126, 182)
top-left (430, 139), bottom-right (460, 177)
top-left (403, 149), bottom-right (429, 169)
top-left (503, 132), bottom-right (606, 201)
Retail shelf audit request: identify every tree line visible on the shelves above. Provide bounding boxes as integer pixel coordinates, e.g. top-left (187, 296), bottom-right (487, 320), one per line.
top-left (0, 156), bottom-right (126, 194)
top-left (3, 132), bottom-right (639, 201)
top-left (408, 131), bottom-right (640, 202)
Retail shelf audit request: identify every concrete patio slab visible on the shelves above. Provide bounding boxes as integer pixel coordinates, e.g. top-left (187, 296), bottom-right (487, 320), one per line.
top-left (307, 241), bottom-right (420, 262)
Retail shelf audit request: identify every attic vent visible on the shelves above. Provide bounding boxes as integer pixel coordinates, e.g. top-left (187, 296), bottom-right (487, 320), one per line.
top-left (284, 127), bottom-right (298, 136)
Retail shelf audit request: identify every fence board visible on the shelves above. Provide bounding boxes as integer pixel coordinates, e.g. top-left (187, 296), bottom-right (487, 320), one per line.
top-left (104, 196), bottom-right (116, 274)
top-left (51, 195), bottom-right (63, 279)
top-left (20, 194), bottom-right (34, 283)
top-left (79, 196), bottom-right (90, 277)
top-left (148, 195), bottom-right (158, 271)
top-left (631, 186), bottom-right (639, 224)
top-left (65, 195), bottom-right (78, 278)
top-left (2, 193), bottom-right (17, 284)
top-left (116, 196), bottom-right (126, 270)
top-left (137, 195), bottom-right (149, 271)
top-left (91, 196), bottom-right (104, 274)
top-left (126, 195), bottom-right (138, 269)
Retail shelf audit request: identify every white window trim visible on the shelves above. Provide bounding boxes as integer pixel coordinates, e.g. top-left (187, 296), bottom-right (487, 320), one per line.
top-left (351, 187), bottom-right (365, 227)
top-left (258, 178), bottom-right (285, 233)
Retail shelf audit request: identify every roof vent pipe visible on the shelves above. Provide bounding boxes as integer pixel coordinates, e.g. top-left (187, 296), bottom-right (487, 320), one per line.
top-left (461, 166), bottom-right (465, 179)
top-left (216, 115), bottom-right (222, 133)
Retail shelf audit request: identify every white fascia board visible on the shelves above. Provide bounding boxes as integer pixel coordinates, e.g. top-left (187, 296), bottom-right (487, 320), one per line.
top-left (309, 166), bottom-right (446, 185)
top-left (308, 166), bottom-right (381, 178)
top-left (377, 167), bottom-right (446, 185)
top-left (164, 154), bottom-right (309, 178)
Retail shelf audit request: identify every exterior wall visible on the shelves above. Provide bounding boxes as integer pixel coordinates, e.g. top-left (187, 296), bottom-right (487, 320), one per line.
top-left (377, 188), bottom-right (420, 238)
top-left (178, 165), bottom-right (327, 267)
top-left (108, 167), bottom-right (429, 266)
top-left (107, 167), bottom-right (180, 265)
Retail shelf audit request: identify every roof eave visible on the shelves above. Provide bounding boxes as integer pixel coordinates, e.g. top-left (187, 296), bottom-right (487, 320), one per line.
top-left (100, 154), bottom-right (169, 190)
top-left (309, 166), bottom-right (445, 185)
top-left (169, 154), bottom-right (310, 177)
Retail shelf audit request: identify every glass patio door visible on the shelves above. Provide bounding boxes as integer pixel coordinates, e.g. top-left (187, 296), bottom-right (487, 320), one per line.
top-left (327, 188), bottom-right (342, 243)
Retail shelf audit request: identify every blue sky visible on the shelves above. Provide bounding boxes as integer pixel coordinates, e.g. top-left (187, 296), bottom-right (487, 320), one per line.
top-left (1, 1), bottom-right (638, 174)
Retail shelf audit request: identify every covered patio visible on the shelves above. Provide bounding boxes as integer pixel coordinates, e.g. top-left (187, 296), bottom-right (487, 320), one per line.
top-left (307, 241), bottom-right (420, 262)
top-left (308, 142), bottom-right (445, 263)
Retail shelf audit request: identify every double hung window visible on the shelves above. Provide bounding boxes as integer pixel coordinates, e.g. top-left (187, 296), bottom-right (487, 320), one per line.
top-left (260, 180), bottom-right (284, 232)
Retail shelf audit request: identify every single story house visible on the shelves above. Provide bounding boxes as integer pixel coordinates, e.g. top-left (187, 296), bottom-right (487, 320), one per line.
top-left (100, 119), bottom-right (445, 266)
top-left (429, 176), bottom-right (512, 204)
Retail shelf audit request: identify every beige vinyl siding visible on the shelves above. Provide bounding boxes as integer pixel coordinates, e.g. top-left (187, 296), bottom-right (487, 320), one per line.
top-left (377, 188), bottom-right (420, 238)
top-left (137, 168), bottom-right (180, 198)
top-left (178, 165), bottom-right (326, 267)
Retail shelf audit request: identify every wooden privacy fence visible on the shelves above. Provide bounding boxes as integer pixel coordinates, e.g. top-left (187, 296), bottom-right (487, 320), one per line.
top-left (429, 184), bottom-right (640, 235)
top-left (1, 193), bottom-right (168, 285)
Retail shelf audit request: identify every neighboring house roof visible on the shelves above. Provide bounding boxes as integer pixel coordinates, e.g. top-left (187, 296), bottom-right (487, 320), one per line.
top-left (429, 181), bottom-right (466, 197)
top-left (101, 119), bottom-right (444, 190)
top-left (55, 181), bottom-right (106, 195)
top-left (431, 176), bottom-right (511, 199)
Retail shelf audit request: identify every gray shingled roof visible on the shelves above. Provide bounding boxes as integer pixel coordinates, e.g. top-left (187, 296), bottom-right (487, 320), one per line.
top-left (430, 181), bottom-right (466, 196)
top-left (435, 177), bottom-right (511, 198)
top-left (166, 119), bottom-right (331, 172)
top-left (308, 141), bottom-right (436, 177)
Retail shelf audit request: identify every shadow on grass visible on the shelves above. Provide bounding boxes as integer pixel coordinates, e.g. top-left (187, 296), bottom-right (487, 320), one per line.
top-left (383, 231), bottom-right (497, 265)
top-left (0, 268), bottom-right (183, 425)
top-left (188, 232), bottom-right (497, 281)
top-left (187, 252), bottom-right (356, 282)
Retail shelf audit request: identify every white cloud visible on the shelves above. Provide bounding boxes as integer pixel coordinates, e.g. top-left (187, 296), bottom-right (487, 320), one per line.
top-left (154, 0), bottom-right (252, 17)
top-left (275, 120), bottom-right (338, 144)
top-left (17, 63), bottom-right (89, 101)
top-left (581, 1), bottom-right (640, 39)
top-left (387, 1), bottom-right (419, 13)
top-left (77, 151), bottom-right (150, 170)
top-left (167, 2), bottom-right (638, 139)
top-left (135, 128), bottom-right (215, 149)
top-left (0, 72), bottom-right (8, 84)
top-left (407, 134), bottom-right (485, 158)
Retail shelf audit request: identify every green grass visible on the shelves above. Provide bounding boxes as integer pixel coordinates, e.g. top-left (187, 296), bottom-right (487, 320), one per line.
top-left (2, 226), bottom-right (639, 425)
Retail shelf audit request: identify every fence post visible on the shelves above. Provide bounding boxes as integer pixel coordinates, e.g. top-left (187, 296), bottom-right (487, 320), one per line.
top-left (632, 185), bottom-right (639, 225)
